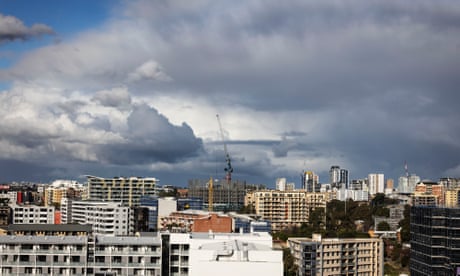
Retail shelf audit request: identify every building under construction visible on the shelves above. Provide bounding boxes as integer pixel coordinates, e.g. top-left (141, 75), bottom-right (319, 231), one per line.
top-left (187, 179), bottom-right (264, 212)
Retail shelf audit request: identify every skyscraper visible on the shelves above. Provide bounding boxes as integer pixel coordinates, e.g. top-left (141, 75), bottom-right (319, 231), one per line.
top-left (368, 173), bottom-right (384, 195)
top-left (302, 171), bottom-right (319, 192)
top-left (329, 166), bottom-right (341, 188)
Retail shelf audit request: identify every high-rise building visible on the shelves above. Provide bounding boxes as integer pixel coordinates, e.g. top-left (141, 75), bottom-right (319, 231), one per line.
top-left (329, 166), bottom-right (341, 188)
top-left (368, 174), bottom-right (384, 195)
top-left (398, 174), bottom-right (421, 193)
top-left (302, 171), bottom-right (320, 192)
top-left (288, 234), bottom-right (384, 276)
top-left (86, 175), bottom-right (158, 207)
top-left (411, 206), bottom-right (460, 275)
top-left (339, 169), bottom-right (349, 189)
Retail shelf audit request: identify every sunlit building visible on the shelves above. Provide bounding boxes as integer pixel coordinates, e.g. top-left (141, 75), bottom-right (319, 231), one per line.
top-left (86, 175), bottom-right (158, 207)
top-left (288, 234), bottom-right (384, 276)
top-left (245, 190), bottom-right (330, 231)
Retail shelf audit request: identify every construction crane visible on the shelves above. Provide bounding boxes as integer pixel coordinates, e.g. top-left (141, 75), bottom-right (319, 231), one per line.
top-left (216, 114), bottom-right (233, 183)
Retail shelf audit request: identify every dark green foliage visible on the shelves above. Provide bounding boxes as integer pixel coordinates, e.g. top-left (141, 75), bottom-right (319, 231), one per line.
top-left (377, 221), bottom-right (391, 231)
top-left (238, 204), bottom-right (255, 214)
top-left (398, 205), bottom-right (411, 242)
top-left (283, 248), bottom-right (297, 276)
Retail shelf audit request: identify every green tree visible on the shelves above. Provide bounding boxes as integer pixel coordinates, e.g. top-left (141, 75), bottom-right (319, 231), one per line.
top-left (377, 221), bottom-right (391, 231)
top-left (283, 248), bottom-right (298, 276)
top-left (398, 204), bottom-right (411, 242)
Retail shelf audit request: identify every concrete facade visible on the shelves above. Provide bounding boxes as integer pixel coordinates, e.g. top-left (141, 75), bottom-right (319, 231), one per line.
top-left (245, 190), bottom-right (329, 231)
top-left (288, 234), bottom-right (384, 276)
top-left (86, 176), bottom-right (158, 207)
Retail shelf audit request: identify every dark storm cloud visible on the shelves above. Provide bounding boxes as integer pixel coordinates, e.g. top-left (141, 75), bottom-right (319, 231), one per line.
top-left (138, 0), bottom-right (460, 113)
top-left (2, 0), bottom-right (460, 185)
top-left (0, 13), bottom-right (54, 43)
top-left (97, 104), bottom-right (203, 164)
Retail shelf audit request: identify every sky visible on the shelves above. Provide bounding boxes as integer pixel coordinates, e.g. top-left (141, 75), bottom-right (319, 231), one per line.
top-left (0, 0), bottom-right (460, 187)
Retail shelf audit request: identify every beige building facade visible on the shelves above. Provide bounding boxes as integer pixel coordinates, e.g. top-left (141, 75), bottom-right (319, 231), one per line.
top-left (288, 234), bottom-right (384, 276)
top-left (245, 190), bottom-right (331, 231)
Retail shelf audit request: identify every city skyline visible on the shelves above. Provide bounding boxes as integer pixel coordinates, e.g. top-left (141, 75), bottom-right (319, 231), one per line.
top-left (1, 1), bottom-right (460, 187)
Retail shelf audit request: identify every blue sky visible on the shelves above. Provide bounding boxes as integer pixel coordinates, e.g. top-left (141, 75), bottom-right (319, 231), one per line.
top-left (0, 0), bottom-right (460, 187)
top-left (0, 0), bottom-right (114, 64)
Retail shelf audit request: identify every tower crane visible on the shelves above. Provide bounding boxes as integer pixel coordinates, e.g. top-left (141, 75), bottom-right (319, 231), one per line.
top-left (216, 114), bottom-right (233, 183)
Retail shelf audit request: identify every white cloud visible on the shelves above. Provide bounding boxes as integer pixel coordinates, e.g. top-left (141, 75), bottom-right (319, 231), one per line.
top-left (127, 60), bottom-right (172, 82)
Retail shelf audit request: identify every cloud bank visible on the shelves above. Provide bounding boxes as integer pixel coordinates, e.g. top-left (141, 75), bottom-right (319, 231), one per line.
top-left (1, 0), bottom-right (460, 186)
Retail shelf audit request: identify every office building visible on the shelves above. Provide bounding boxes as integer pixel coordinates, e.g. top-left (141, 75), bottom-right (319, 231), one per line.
top-left (410, 206), bottom-right (460, 275)
top-left (86, 175), bottom-right (158, 207)
top-left (245, 190), bottom-right (330, 231)
top-left (288, 234), bottom-right (384, 276)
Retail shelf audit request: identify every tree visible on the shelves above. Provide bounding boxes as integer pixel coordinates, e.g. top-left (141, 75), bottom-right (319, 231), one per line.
top-left (398, 204), bottom-right (411, 242)
top-left (377, 221), bottom-right (391, 231)
top-left (283, 248), bottom-right (298, 276)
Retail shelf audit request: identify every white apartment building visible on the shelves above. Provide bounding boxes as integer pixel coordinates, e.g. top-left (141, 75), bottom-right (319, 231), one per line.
top-left (288, 234), bottom-right (384, 276)
top-left (245, 190), bottom-right (331, 231)
top-left (0, 225), bottom-right (281, 276)
top-left (0, 232), bottom-right (161, 276)
top-left (86, 175), bottom-right (158, 207)
top-left (11, 204), bottom-right (55, 224)
top-left (368, 173), bottom-right (385, 195)
top-left (62, 199), bottom-right (133, 236)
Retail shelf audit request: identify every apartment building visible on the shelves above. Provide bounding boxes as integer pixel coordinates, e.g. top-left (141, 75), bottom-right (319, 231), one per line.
top-left (445, 189), bottom-right (460, 207)
top-left (245, 190), bottom-right (330, 231)
top-left (61, 199), bottom-right (133, 236)
top-left (44, 179), bottom-right (84, 207)
top-left (11, 204), bottom-right (54, 224)
top-left (86, 175), bottom-right (158, 207)
top-left (0, 225), bottom-right (282, 276)
top-left (288, 234), bottom-right (384, 276)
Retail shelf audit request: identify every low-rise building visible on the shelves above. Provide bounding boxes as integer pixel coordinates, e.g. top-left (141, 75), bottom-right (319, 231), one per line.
top-left (0, 225), bottom-right (282, 276)
top-left (11, 204), bottom-right (54, 224)
top-left (61, 199), bottom-right (133, 236)
top-left (161, 210), bottom-right (232, 233)
top-left (288, 234), bottom-right (384, 276)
